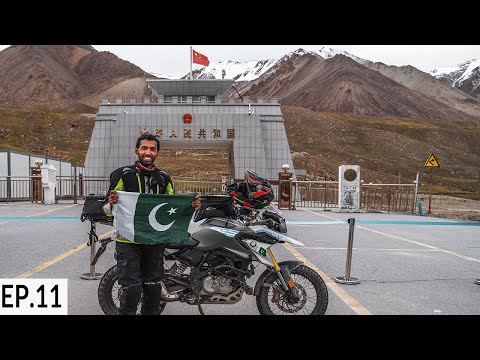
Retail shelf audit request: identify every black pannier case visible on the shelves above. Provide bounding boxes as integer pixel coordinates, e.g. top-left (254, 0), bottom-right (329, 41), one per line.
top-left (81, 194), bottom-right (112, 224)
top-left (194, 195), bottom-right (236, 222)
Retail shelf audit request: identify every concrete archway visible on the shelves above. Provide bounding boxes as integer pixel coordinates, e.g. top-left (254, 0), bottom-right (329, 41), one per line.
top-left (84, 79), bottom-right (295, 182)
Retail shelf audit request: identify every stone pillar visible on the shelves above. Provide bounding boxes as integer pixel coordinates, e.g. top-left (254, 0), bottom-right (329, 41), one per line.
top-left (41, 163), bottom-right (57, 205)
top-left (338, 165), bottom-right (360, 210)
top-left (278, 167), bottom-right (294, 210)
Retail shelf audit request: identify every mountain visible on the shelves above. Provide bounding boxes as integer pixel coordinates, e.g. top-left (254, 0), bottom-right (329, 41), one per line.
top-left (0, 45), bottom-right (153, 107)
top-left (148, 71), bottom-right (174, 79)
top-left (360, 61), bottom-right (480, 119)
top-left (0, 45), bottom-right (158, 164)
top-left (185, 46), bottom-right (364, 81)
top-left (320, 49), bottom-right (480, 109)
top-left (430, 59), bottom-right (480, 99)
top-left (430, 60), bottom-right (472, 85)
top-left (186, 47), bottom-right (480, 104)
top-left (237, 51), bottom-right (478, 122)
top-left (451, 59), bottom-right (480, 99)
top-left (314, 46), bottom-right (369, 65)
top-left (185, 58), bottom-right (278, 81)
top-left (189, 47), bottom-right (480, 119)
top-left (0, 45), bottom-right (479, 201)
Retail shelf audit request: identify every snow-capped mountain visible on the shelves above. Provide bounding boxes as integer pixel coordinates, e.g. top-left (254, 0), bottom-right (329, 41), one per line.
top-left (147, 71), bottom-right (175, 79)
top-left (429, 60), bottom-right (474, 85)
top-left (277, 47), bottom-right (365, 63)
top-left (314, 46), bottom-right (369, 65)
top-left (185, 47), bottom-right (367, 82)
top-left (179, 47), bottom-right (480, 101)
top-left (186, 58), bottom-right (278, 81)
top-left (429, 59), bottom-right (480, 98)
top-left (454, 59), bottom-right (480, 99)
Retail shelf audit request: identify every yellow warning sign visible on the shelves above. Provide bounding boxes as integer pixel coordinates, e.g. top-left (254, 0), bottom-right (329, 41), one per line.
top-left (424, 153), bottom-right (440, 167)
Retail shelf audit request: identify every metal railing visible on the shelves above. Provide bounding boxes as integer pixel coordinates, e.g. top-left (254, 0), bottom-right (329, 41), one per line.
top-left (0, 176), bottom-right (37, 202)
top-left (79, 177), bottom-right (110, 198)
top-left (0, 176), bottom-right (231, 202)
top-left (174, 180), bottom-right (225, 196)
top-left (281, 180), bottom-right (415, 212)
top-left (289, 180), bottom-right (339, 209)
top-left (360, 183), bottom-right (416, 213)
top-left (0, 176), bottom-right (110, 202)
top-left (0, 176), bottom-right (415, 213)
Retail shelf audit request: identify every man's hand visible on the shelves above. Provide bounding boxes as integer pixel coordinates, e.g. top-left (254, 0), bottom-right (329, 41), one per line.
top-left (191, 195), bottom-right (201, 211)
top-left (108, 190), bottom-right (119, 207)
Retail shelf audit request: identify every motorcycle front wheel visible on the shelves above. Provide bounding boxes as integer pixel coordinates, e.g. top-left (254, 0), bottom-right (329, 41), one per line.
top-left (256, 265), bottom-right (328, 315)
top-left (97, 265), bottom-right (166, 315)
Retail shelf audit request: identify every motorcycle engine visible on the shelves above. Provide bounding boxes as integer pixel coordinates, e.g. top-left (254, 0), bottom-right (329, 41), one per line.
top-left (201, 276), bottom-right (235, 295)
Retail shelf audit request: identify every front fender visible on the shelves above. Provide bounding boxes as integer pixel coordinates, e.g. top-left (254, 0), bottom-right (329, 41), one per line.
top-left (253, 260), bottom-right (303, 296)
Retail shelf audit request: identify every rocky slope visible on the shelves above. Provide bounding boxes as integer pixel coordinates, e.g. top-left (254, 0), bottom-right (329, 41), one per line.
top-left (362, 62), bottom-right (480, 119)
top-left (0, 45), bottom-right (152, 107)
top-left (239, 53), bottom-right (478, 122)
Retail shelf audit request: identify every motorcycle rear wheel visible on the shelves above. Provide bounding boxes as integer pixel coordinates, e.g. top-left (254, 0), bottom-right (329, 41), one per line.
top-left (256, 265), bottom-right (328, 315)
top-left (98, 265), bottom-right (166, 315)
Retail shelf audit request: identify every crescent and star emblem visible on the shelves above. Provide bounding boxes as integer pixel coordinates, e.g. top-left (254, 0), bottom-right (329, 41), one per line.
top-left (148, 203), bottom-right (177, 232)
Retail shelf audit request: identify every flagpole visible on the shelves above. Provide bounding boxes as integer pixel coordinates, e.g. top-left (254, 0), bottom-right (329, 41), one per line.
top-left (190, 46), bottom-right (193, 80)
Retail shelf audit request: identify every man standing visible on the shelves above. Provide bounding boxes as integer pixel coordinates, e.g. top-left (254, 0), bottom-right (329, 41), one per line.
top-left (104, 134), bottom-right (200, 315)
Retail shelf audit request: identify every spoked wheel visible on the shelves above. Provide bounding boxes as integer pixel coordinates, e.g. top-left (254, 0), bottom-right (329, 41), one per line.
top-left (256, 265), bottom-right (328, 315)
top-left (97, 265), bottom-right (166, 315)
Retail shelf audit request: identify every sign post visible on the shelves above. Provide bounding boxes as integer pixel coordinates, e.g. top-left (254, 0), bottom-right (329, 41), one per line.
top-left (424, 153), bottom-right (440, 214)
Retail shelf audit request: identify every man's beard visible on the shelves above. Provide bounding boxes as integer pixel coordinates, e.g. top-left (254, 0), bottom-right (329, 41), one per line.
top-left (138, 155), bottom-right (155, 167)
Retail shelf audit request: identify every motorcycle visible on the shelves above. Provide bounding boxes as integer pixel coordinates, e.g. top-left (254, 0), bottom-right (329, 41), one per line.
top-left (97, 193), bottom-right (329, 315)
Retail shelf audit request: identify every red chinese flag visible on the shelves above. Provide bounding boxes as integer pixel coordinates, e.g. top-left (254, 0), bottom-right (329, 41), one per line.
top-left (192, 49), bottom-right (210, 66)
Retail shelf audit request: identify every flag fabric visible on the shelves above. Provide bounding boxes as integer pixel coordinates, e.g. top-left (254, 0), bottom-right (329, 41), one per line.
top-left (192, 49), bottom-right (209, 66)
top-left (113, 191), bottom-right (197, 244)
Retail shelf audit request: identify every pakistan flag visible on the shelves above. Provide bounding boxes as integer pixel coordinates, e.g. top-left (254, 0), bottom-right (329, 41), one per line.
top-left (113, 191), bottom-right (197, 244)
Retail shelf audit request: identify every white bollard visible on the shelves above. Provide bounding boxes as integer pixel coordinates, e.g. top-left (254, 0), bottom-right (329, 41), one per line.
top-left (41, 163), bottom-right (57, 204)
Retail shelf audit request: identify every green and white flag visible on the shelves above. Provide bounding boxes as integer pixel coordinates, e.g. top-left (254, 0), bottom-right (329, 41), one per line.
top-left (112, 191), bottom-right (197, 244)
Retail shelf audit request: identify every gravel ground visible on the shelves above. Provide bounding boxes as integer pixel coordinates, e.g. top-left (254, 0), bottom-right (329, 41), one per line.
top-left (417, 194), bottom-right (480, 221)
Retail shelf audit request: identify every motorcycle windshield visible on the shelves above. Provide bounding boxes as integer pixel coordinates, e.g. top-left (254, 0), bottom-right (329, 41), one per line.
top-left (264, 203), bottom-right (283, 216)
top-left (252, 227), bottom-right (304, 247)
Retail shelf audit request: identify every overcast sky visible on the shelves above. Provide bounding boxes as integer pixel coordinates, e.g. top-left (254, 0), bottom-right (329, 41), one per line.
top-left (1, 45), bottom-right (479, 78)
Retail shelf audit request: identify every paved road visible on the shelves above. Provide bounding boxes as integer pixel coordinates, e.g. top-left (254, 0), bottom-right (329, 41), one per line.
top-left (1, 201), bottom-right (479, 315)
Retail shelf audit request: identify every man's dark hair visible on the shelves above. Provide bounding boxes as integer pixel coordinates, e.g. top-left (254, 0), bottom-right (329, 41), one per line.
top-left (136, 134), bottom-right (160, 150)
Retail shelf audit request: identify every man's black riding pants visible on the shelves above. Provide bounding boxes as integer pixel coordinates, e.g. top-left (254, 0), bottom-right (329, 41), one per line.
top-left (116, 241), bottom-right (165, 315)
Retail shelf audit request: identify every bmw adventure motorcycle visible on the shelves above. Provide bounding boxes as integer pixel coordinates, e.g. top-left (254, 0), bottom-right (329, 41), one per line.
top-left (97, 194), bottom-right (329, 315)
